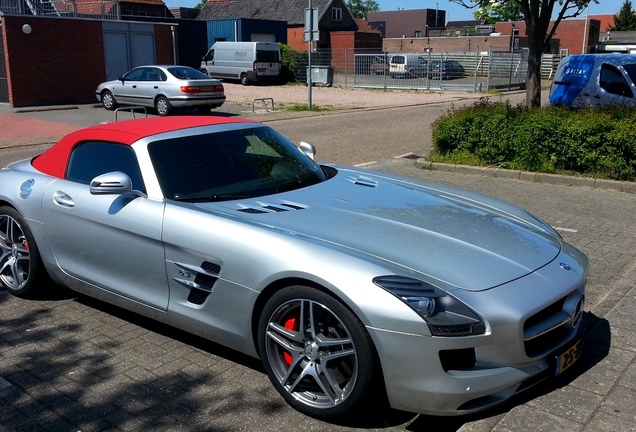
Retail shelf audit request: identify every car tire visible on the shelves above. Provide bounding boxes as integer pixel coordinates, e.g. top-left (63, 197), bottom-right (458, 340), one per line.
top-left (257, 285), bottom-right (384, 420)
top-left (101, 90), bottom-right (118, 110)
top-left (155, 96), bottom-right (172, 116)
top-left (240, 73), bottom-right (249, 86)
top-left (0, 206), bottom-right (51, 298)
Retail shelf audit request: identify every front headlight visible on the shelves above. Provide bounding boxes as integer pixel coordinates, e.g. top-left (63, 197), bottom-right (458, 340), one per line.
top-left (373, 276), bottom-right (486, 337)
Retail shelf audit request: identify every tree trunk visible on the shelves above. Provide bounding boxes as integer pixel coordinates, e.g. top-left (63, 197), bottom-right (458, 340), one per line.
top-left (526, 48), bottom-right (542, 108)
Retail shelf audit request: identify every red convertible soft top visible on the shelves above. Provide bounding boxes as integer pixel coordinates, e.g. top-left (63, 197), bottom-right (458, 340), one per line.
top-left (32, 116), bottom-right (256, 178)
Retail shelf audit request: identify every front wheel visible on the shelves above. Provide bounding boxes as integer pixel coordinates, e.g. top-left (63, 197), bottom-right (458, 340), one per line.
top-left (155, 96), bottom-right (172, 116)
top-left (257, 286), bottom-right (383, 420)
top-left (0, 207), bottom-right (50, 298)
top-left (101, 90), bottom-right (117, 110)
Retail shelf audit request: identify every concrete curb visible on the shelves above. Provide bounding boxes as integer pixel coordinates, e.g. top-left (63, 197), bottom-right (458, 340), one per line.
top-left (416, 160), bottom-right (636, 193)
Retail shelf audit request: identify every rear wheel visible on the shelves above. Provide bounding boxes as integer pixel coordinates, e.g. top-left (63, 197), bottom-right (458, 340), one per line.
top-left (240, 73), bottom-right (249, 86)
top-left (0, 207), bottom-right (49, 298)
top-left (101, 90), bottom-right (117, 110)
top-left (257, 286), bottom-right (383, 420)
top-left (155, 96), bottom-right (172, 116)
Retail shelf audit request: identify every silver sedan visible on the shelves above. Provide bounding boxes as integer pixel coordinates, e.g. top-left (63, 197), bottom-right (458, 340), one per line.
top-left (95, 65), bottom-right (226, 116)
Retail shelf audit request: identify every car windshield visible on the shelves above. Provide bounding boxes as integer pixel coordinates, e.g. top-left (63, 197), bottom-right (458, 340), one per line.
top-left (167, 66), bottom-right (210, 80)
top-left (148, 125), bottom-right (327, 202)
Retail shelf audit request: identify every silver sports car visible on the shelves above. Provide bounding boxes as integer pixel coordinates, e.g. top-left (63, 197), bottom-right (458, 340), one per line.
top-left (95, 65), bottom-right (226, 116)
top-left (0, 117), bottom-right (587, 421)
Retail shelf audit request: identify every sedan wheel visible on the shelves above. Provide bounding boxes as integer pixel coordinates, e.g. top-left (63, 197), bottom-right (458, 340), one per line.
top-left (0, 207), bottom-right (48, 298)
top-left (258, 286), bottom-right (383, 420)
top-left (155, 96), bottom-right (172, 116)
top-left (101, 90), bottom-right (117, 110)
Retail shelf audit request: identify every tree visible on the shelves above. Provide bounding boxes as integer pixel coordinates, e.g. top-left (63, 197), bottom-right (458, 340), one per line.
top-left (473, 1), bottom-right (524, 24)
top-left (453, 0), bottom-right (597, 108)
top-left (346, 0), bottom-right (380, 20)
top-left (608, 0), bottom-right (636, 31)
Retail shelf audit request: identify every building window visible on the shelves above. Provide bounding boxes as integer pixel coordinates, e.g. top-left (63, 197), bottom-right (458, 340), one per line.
top-left (151, 11), bottom-right (161, 17)
top-left (332, 7), bottom-right (342, 21)
top-left (122, 9), bottom-right (132, 15)
top-left (137, 10), bottom-right (147, 16)
top-left (415, 31), bottom-right (421, 37)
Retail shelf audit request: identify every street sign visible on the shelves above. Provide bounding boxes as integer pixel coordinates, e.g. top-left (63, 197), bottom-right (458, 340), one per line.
top-left (304, 8), bottom-right (319, 42)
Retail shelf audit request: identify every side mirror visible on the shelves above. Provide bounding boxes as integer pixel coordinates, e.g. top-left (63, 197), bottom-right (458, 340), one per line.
top-left (118, 75), bottom-right (125, 82)
top-left (299, 141), bottom-right (316, 160)
top-left (90, 172), bottom-right (146, 197)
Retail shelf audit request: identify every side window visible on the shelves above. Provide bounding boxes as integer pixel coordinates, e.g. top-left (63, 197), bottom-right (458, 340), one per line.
top-left (142, 67), bottom-right (161, 81)
top-left (332, 7), bottom-right (342, 21)
top-left (204, 49), bottom-right (214, 62)
top-left (66, 142), bottom-right (146, 193)
top-left (600, 64), bottom-right (633, 98)
top-left (123, 68), bottom-right (144, 81)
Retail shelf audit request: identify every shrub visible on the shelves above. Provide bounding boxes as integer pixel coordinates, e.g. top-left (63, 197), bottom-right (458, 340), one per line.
top-left (431, 102), bottom-right (636, 181)
top-left (279, 44), bottom-right (307, 83)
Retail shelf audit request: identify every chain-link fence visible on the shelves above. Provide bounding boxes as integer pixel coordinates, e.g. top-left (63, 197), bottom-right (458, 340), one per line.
top-left (293, 48), bottom-right (530, 92)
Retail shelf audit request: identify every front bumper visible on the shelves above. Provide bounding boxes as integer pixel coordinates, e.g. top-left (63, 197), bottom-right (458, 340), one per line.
top-left (368, 249), bottom-right (587, 415)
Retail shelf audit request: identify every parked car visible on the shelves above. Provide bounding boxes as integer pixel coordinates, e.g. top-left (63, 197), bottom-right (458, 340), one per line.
top-left (549, 54), bottom-right (636, 107)
top-left (0, 117), bottom-right (587, 421)
top-left (369, 55), bottom-right (391, 75)
top-left (96, 65), bottom-right (226, 116)
top-left (426, 59), bottom-right (466, 79)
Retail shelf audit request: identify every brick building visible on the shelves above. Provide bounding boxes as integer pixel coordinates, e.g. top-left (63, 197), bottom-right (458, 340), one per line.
top-left (367, 8), bottom-right (446, 39)
top-left (196, 0), bottom-right (376, 52)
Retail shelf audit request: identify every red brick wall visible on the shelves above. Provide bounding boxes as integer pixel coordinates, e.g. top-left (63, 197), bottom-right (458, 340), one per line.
top-left (495, 19), bottom-right (600, 55)
top-left (2, 15), bottom-right (177, 107)
top-left (3, 16), bottom-right (104, 107)
top-left (382, 35), bottom-right (513, 53)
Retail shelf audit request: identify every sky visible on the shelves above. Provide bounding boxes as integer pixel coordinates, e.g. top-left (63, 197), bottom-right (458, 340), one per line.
top-left (162, 0), bottom-right (625, 23)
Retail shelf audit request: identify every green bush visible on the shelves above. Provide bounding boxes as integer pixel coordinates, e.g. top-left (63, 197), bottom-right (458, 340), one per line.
top-left (279, 43), bottom-right (307, 84)
top-left (431, 102), bottom-right (636, 181)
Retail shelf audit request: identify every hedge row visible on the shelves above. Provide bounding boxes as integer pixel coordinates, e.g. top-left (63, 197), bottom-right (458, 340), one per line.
top-left (431, 99), bottom-right (636, 181)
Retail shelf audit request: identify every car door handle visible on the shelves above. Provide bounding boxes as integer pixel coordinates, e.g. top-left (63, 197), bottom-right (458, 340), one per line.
top-left (53, 191), bottom-right (75, 208)
top-left (593, 95), bottom-right (601, 99)
top-left (132, 85), bottom-right (137, 88)
top-left (154, 86), bottom-right (158, 89)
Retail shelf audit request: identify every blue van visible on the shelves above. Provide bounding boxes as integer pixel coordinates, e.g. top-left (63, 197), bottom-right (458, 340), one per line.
top-left (549, 54), bottom-right (636, 107)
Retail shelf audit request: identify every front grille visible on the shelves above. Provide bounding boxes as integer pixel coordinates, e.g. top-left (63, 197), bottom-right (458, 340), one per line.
top-left (523, 295), bottom-right (577, 358)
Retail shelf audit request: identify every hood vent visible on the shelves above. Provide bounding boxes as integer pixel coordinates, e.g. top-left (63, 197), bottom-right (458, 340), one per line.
top-left (237, 201), bottom-right (307, 214)
top-left (346, 175), bottom-right (379, 188)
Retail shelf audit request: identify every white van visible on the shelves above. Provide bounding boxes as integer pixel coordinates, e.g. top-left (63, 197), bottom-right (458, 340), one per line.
top-left (200, 41), bottom-right (281, 85)
top-left (389, 54), bottom-right (428, 78)
top-left (549, 54), bottom-right (636, 107)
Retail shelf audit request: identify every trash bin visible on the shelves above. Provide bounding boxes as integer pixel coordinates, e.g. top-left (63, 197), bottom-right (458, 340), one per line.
top-left (306, 66), bottom-right (334, 86)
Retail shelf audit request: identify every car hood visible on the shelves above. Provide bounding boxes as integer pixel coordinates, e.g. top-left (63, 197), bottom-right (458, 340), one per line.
top-left (204, 168), bottom-right (562, 291)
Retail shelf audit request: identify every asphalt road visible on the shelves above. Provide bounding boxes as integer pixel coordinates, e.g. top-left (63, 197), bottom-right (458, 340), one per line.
top-left (1, 98), bottom-right (635, 432)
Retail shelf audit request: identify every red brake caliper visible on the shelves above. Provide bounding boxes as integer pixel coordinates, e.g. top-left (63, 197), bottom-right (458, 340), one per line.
top-left (283, 317), bottom-right (297, 365)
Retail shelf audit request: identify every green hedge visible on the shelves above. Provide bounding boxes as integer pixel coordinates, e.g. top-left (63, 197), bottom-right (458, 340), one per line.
top-left (279, 43), bottom-right (307, 83)
top-left (431, 100), bottom-right (636, 181)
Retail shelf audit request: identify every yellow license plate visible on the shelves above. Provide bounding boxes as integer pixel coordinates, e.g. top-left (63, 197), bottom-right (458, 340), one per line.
top-left (200, 86), bottom-right (214, 92)
top-left (556, 339), bottom-right (582, 376)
